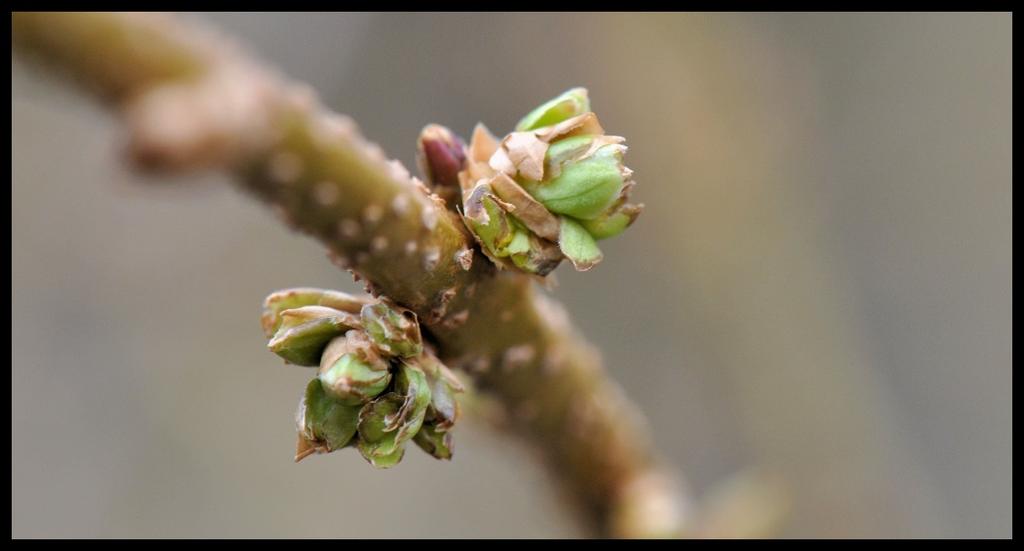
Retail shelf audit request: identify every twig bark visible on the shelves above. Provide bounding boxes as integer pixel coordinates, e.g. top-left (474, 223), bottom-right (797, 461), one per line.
top-left (13, 12), bottom-right (691, 537)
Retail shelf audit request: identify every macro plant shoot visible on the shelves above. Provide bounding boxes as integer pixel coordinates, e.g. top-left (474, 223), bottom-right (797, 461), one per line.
top-left (13, 11), bottom-right (1011, 540)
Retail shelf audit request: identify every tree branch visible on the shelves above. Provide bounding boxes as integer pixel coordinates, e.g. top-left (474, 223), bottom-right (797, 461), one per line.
top-left (13, 12), bottom-right (692, 537)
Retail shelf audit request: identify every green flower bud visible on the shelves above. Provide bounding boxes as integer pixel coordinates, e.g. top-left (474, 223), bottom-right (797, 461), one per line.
top-left (455, 87), bottom-right (641, 274)
top-left (515, 87), bottom-right (590, 132)
top-left (355, 362), bottom-right (433, 468)
top-left (267, 306), bottom-right (362, 366)
top-left (261, 288), bottom-right (369, 338)
top-left (295, 378), bottom-right (361, 462)
top-left (413, 421), bottom-right (453, 460)
top-left (263, 289), bottom-right (463, 467)
top-left (356, 392), bottom-right (407, 468)
top-left (360, 301), bottom-right (422, 358)
top-left (318, 332), bottom-right (391, 405)
top-left (523, 136), bottom-right (626, 221)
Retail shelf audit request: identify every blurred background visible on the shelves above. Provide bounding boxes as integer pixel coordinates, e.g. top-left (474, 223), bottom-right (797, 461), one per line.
top-left (12, 13), bottom-right (1011, 537)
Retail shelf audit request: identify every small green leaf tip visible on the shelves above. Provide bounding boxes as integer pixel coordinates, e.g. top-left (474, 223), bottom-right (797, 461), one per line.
top-left (455, 87), bottom-right (641, 274)
top-left (262, 288), bottom-right (370, 338)
top-left (516, 87), bottom-right (590, 132)
top-left (267, 306), bottom-right (361, 366)
top-left (559, 216), bottom-right (603, 271)
top-left (263, 290), bottom-right (465, 468)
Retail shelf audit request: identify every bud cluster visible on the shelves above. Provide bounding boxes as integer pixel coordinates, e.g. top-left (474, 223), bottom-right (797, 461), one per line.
top-left (261, 288), bottom-right (464, 468)
top-left (419, 88), bottom-right (642, 276)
